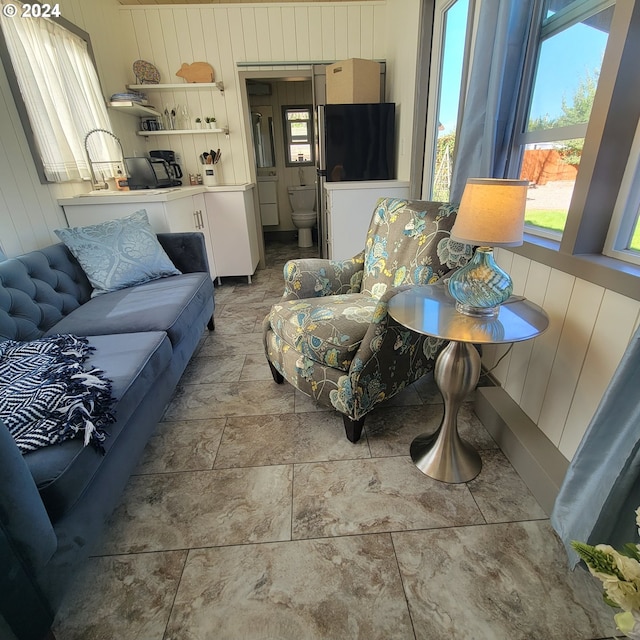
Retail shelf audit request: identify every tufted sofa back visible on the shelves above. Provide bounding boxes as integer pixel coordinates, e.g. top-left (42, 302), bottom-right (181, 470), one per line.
top-left (0, 243), bottom-right (92, 342)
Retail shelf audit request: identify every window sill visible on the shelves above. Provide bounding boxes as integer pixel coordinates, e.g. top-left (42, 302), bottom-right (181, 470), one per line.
top-left (511, 233), bottom-right (640, 302)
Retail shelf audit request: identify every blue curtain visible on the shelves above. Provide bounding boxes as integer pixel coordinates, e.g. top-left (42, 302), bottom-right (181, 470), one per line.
top-left (551, 325), bottom-right (640, 567)
top-left (450, 1), bottom-right (535, 202)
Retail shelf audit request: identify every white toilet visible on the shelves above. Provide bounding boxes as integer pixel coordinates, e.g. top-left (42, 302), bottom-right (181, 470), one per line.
top-left (288, 185), bottom-right (316, 248)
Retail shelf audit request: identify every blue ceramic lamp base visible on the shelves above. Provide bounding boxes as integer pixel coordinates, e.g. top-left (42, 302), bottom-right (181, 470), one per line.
top-left (447, 247), bottom-right (513, 317)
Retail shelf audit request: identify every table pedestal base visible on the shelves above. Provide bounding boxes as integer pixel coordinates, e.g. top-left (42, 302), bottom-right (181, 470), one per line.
top-left (411, 340), bottom-right (482, 483)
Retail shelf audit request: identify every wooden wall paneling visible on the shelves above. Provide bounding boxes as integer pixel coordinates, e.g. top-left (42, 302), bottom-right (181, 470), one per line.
top-left (267, 7), bottom-right (286, 62)
top-left (347, 6), bottom-right (363, 58)
top-left (158, 9), bottom-right (181, 82)
top-left (308, 7), bottom-right (324, 61)
top-left (281, 7), bottom-right (298, 61)
top-left (294, 7), bottom-right (311, 62)
top-left (559, 290), bottom-right (640, 459)
top-left (146, 11), bottom-right (169, 81)
top-left (131, 10), bottom-right (154, 65)
top-left (360, 5), bottom-right (375, 60)
top-left (537, 278), bottom-right (604, 445)
top-left (321, 7), bottom-right (336, 61)
top-left (254, 8), bottom-right (272, 60)
top-left (334, 6), bottom-right (349, 60)
top-left (519, 268), bottom-right (575, 423)
top-left (215, 7), bottom-right (246, 184)
top-left (240, 8), bottom-right (260, 62)
top-left (504, 261), bottom-right (551, 404)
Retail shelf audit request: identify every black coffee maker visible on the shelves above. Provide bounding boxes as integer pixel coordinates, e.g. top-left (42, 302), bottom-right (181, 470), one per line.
top-left (149, 150), bottom-right (183, 185)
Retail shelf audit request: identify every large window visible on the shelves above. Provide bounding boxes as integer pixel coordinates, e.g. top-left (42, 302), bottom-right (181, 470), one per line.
top-left (517, 0), bottom-right (613, 240)
top-left (423, 0), bottom-right (474, 201)
top-left (421, 0), bottom-right (640, 288)
top-left (0, 0), bottom-right (116, 183)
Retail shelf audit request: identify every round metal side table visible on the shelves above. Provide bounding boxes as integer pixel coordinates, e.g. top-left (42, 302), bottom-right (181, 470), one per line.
top-left (388, 283), bottom-right (549, 483)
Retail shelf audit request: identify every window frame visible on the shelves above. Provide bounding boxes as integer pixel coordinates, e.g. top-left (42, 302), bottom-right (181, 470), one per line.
top-left (0, 8), bottom-right (106, 184)
top-left (282, 105), bottom-right (315, 168)
top-left (505, 0), bottom-right (640, 300)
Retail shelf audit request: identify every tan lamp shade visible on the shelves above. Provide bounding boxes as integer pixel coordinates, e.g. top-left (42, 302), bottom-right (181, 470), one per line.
top-left (450, 178), bottom-right (529, 247)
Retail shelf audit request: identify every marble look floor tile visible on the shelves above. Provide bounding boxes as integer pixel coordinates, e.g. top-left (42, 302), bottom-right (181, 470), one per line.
top-left (468, 448), bottom-right (548, 523)
top-left (214, 412), bottom-right (370, 468)
top-left (197, 331), bottom-right (264, 356)
top-left (135, 418), bottom-right (225, 474)
top-left (217, 284), bottom-right (267, 304)
top-left (239, 353), bottom-right (274, 381)
top-left (293, 457), bottom-right (484, 539)
top-left (180, 354), bottom-right (245, 385)
top-left (165, 379), bottom-right (294, 420)
top-left (164, 535), bottom-right (414, 640)
top-left (101, 466), bottom-right (293, 554)
top-left (392, 520), bottom-right (618, 640)
top-left (378, 383), bottom-right (424, 407)
top-left (365, 403), bottom-right (497, 458)
top-left (294, 388), bottom-right (331, 413)
top-left (210, 313), bottom-right (258, 335)
top-left (53, 551), bottom-right (186, 640)
top-left (410, 372), bottom-right (443, 404)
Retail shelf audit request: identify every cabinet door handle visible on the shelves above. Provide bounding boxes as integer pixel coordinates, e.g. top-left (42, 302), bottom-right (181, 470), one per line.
top-left (198, 210), bottom-right (204, 229)
top-left (193, 211), bottom-right (200, 229)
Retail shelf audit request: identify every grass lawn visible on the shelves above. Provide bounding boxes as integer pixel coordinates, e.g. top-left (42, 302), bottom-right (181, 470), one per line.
top-left (526, 209), bottom-right (640, 251)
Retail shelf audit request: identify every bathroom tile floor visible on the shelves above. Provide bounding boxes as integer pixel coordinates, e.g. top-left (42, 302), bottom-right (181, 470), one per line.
top-left (52, 238), bottom-right (621, 640)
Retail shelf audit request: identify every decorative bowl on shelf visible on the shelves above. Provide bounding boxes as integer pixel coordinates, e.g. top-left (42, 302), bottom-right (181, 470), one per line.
top-left (133, 60), bottom-right (160, 84)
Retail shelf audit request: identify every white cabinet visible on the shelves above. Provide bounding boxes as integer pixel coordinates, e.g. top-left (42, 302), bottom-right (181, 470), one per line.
top-left (58, 188), bottom-right (218, 279)
top-left (257, 179), bottom-right (279, 226)
top-left (323, 181), bottom-right (411, 260)
top-left (204, 186), bottom-right (260, 283)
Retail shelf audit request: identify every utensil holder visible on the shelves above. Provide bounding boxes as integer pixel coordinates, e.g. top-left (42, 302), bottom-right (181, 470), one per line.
top-left (203, 166), bottom-right (218, 186)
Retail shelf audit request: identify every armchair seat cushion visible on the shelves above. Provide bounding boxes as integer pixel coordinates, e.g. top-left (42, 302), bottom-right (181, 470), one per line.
top-left (269, 294), bottom-right (378, 371)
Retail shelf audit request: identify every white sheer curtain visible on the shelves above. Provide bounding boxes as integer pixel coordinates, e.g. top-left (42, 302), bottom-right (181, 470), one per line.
top-left (0, 1), bottom-right (118, 182)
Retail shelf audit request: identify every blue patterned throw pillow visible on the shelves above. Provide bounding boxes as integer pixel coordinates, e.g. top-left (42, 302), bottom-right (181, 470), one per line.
top-left (55, 210), bottom-right (181, 296)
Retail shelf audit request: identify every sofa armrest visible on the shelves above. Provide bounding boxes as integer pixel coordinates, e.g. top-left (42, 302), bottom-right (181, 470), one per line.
top-left (157, 232), bottom-right (210, 275)
top-left (282, 252), bottom-right (365, 301)
top-left (0, 422), bottom-right (57, 640)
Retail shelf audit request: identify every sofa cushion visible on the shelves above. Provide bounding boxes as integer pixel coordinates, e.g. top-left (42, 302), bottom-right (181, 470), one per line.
top-left (269, 293), bottom-right (377, 372)
top-left (54, 210), bottom-right (181, 297)
top-left (47, 273), bottom-right (213, 348)
top-left (24, 331), bottom-right (172, 521)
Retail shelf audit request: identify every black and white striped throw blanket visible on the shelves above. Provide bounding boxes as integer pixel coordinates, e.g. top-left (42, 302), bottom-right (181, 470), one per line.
top-left (0, 335), bottom-right (115, 453)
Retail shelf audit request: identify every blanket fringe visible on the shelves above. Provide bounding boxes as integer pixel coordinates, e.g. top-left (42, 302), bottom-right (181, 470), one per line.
top-left (0, 334), bottom-right (115, 453)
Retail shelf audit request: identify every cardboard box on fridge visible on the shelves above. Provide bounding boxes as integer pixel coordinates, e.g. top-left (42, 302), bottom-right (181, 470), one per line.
top-left (326, 58), bottom-right (381, 104)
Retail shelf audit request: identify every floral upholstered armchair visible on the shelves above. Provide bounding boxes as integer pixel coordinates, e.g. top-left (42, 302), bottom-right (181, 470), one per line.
top-left (262, 197), bottom-right (472, 442)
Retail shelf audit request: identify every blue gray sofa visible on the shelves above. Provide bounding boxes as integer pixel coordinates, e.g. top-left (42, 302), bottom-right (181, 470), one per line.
top-left (0, 232), bottom-right (215, 640)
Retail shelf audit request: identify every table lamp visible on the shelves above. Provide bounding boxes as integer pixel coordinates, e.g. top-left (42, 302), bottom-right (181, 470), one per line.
top-left (447, 178), bottom-right (529, 317)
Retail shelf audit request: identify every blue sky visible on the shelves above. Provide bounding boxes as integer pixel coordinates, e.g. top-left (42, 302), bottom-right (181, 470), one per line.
top-left (437, 3), bottom-right (610, 134)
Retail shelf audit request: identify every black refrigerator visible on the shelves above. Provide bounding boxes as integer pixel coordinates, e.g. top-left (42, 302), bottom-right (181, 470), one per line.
top-left (316, 103), bottom-right (396, 257)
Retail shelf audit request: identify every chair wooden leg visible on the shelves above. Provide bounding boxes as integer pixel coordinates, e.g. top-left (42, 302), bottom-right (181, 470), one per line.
top-left (207, 316), bottom-right (215, 331)
top-left (268, 361), bottom-right (284, 384)
top-left (342, 415), bottom-right (365, 443)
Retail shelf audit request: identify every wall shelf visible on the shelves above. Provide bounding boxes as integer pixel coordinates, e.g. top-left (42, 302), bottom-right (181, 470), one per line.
top-left (127, 82), bottom-right (224, 93)
top-left (137, 127), bottom-right (229, 137)
top-left (108, 101), bottom-right (160, 117)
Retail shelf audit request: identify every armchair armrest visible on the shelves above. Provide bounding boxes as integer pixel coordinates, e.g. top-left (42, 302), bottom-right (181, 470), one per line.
top-left (282, 252), bottom-right (365, 301)
top-left (329, 284), bottom-right (446, 420)
top-left (157, 232), bottom-right (210, 275)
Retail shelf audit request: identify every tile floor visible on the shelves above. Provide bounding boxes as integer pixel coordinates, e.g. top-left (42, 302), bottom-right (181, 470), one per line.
top-left (53, 239), bottom-right (620, 640)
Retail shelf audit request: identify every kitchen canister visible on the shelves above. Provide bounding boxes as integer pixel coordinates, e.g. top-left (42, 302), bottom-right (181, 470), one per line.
top-left (203, 166), bottom-right (220, 186)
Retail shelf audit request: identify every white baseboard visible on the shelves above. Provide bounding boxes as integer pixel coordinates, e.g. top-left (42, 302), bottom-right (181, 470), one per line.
top-left (475, 386), bottom-right (569, 516)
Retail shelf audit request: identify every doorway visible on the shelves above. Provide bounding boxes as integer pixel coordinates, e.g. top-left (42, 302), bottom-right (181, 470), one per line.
top-left (239, 70), bottom-right (317, 262)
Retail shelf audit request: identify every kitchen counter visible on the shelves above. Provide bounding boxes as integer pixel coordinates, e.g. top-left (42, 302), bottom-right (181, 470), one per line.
top-left (57, 183), bottom-right (254, 206)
